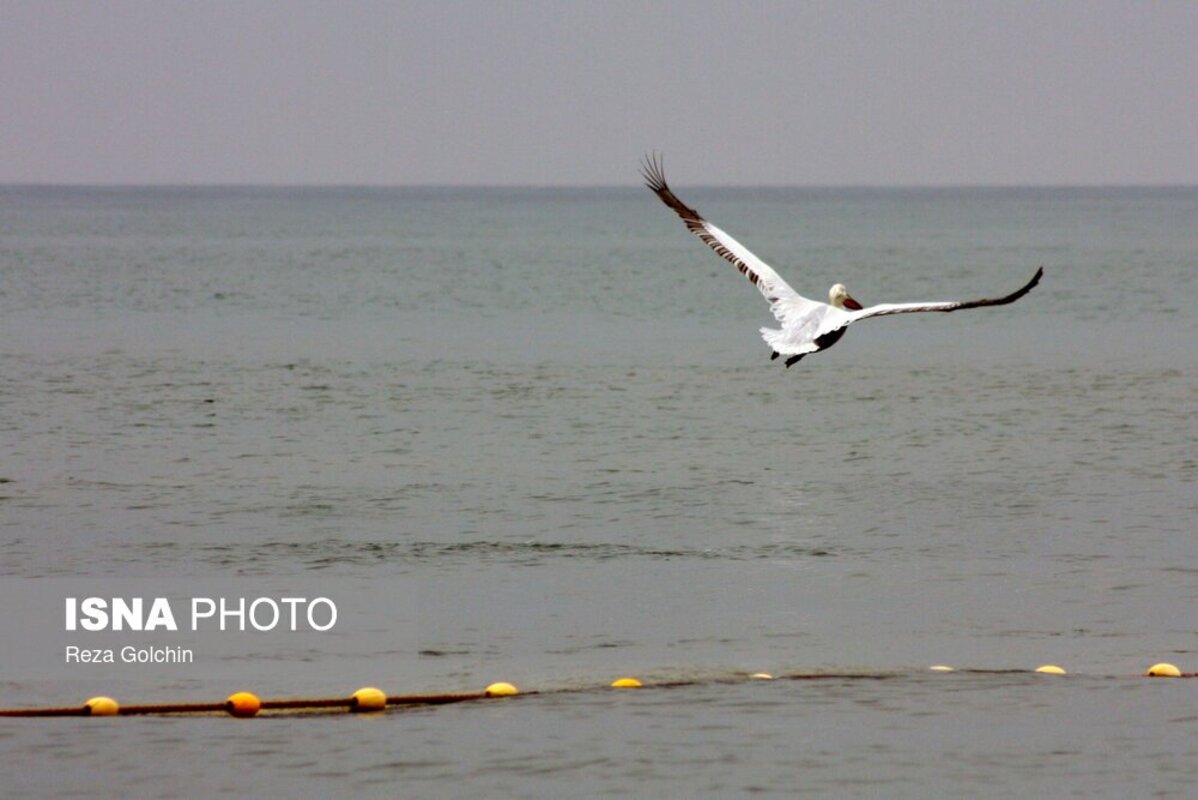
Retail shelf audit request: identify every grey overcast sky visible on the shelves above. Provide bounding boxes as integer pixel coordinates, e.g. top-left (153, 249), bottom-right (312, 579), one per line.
top-left (2, 0), bottom-right (1196, 186)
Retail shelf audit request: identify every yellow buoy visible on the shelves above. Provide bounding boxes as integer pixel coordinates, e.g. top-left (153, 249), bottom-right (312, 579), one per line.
top-left (929, 665), bottom-right (955, 672)
top-left (484, 682), bottom-right (519, 697)
top-left (1146, 663), bottom-right (1182, 678)
top-left (749, 673), bottom-right (774, 680)
top-left (225, 691), bottom-right (261, 717)
top-left (351, 687), bottom-right (387, 712)
top-left (84, 696), bottom-right (119, 716)
top-left (1035, 665), bottom-right (1067, 675)
top-left (611, 677), bottom-right (642, 688)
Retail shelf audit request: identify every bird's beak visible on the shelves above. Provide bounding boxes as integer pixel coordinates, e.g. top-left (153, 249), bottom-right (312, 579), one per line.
top-left (843, 296), bottom-right (863, 311)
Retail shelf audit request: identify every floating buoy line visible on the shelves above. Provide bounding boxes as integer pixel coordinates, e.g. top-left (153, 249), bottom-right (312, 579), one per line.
top-left (1, 664), bottom-right (1191, 719)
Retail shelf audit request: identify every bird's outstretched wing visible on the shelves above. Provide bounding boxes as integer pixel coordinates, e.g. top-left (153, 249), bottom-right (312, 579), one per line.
top-left (641, 154), bottom-right (818, 324)
top-left (847, 267), bottom-right (1044, 322)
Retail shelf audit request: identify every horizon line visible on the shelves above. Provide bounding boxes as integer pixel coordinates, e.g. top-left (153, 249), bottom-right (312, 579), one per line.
top-left (3, 180), bottom-right (1197, 191)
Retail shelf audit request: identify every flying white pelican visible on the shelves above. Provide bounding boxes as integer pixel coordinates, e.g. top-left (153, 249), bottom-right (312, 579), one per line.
top-left (641, 155), bottom-right (1043, 366)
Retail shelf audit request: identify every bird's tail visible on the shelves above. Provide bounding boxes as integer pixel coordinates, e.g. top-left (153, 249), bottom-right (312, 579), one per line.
top-left (761, 327), bottom-right (817, 360)
top-left (760, 327), bottom-right (790, 353)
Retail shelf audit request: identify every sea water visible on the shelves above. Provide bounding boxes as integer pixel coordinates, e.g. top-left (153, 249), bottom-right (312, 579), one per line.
top-left (1, 185), bottom-right (1196, 797)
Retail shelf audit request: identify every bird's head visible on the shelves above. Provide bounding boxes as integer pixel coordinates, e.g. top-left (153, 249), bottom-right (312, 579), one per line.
top-left (829, 284), bottom-right (863, 311)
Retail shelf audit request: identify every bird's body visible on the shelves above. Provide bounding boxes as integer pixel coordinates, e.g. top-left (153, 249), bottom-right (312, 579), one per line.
top-left (640, 155), bottom-right (1043, 366)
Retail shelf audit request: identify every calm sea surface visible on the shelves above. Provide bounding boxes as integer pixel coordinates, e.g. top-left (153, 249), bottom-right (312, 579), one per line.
top-left (1, 185), bottom-right (1197, 797)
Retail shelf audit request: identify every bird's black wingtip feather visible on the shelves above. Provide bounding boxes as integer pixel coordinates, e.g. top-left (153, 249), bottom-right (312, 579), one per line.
top-left (997, 266), bottom-right (1044, 306)
top-left (1024, 266), bottom-right (1045, 294)
top-left (640, 151), bottom-right (667, 192)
